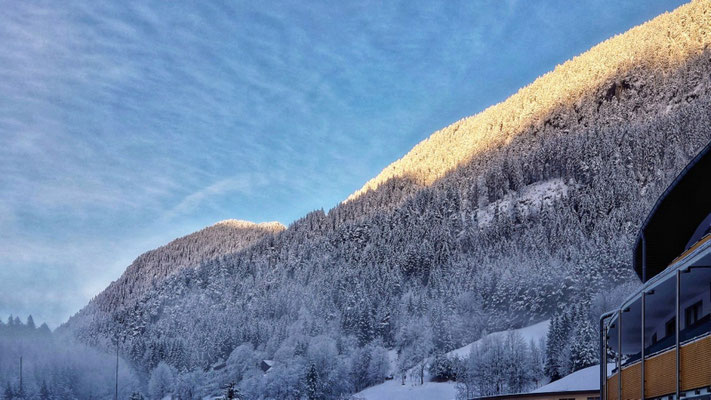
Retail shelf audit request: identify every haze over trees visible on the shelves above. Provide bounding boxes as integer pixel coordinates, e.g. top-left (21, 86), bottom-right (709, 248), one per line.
top-left (4, 1), bottom-right (711, 399)
top-left (0, 316), bottom-right (140, 399)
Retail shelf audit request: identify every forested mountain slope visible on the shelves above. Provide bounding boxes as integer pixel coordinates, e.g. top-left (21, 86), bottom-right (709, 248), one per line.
top-left (66, 220), bottom-right (284, 318)
top-left (60, 1), bottom-right (711, 398)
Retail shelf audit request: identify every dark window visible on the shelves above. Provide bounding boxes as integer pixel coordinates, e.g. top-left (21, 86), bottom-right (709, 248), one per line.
top-left (665, 317), bottom-right (676, 337)
top-left (685, 301), bottom-right (702, 328)
top-left (686, 213), bottom-right (711, 250)
top-left (651, 332), bottom-right (658, 344)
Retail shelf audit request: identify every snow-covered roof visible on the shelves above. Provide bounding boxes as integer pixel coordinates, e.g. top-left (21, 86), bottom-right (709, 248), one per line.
top-left (260, 359), bottom-right (275, 373)
top-left (474, 365), bottom-right (613, 399)
top-left (530, 364), bottom-right (613, 394)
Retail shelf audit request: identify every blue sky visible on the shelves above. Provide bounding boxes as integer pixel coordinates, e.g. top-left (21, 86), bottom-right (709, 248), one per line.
top-left (0, 0), bottom-right (686, 328)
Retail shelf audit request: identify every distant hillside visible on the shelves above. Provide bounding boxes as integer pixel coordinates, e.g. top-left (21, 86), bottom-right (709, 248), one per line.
top-left (60, 1), bottom-right (711, 399)
top-left (66, 219), bottom-right (284, 317)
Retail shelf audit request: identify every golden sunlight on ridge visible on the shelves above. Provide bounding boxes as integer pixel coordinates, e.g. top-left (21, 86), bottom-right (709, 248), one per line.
top-left (347, 0), bottom-right (711, 203)
top-left (214, 219), bottom-right (286, 231)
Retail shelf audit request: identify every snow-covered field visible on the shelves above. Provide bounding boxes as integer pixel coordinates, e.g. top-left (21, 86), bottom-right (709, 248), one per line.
top-left (353, 380), bottom-right (458, 400)
top-left (447, 319), bottom-right (549, 360)
top-left (354, 320), bottom-right (550, 400)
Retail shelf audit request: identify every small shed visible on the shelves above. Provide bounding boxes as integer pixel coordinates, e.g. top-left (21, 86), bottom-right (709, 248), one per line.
top-left (260, 359), bottom-right (274, 373)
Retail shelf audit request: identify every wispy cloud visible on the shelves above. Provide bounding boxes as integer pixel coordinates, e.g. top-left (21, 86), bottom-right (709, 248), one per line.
top-left (165, 174), bottom-right (270, 220)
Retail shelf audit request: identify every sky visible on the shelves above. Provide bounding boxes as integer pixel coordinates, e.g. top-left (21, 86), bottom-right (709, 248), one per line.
top-left (0, 0), bottom-right (687, 328)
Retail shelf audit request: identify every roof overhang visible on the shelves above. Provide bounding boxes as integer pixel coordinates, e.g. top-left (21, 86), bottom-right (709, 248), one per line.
top-left (473, 390), bottom-right (599, 400)
top-left (634, 140), bottom-right (711, 282)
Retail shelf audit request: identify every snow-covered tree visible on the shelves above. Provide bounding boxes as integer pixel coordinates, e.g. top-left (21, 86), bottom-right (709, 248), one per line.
top-left (570, 319), bottom-right (598, 372)
top-left (25, 316), bottom-right (35, 331)
top-left (175, 371), bottom-right (201, 400)
top-left (429, 354), bottom-right (457, 382)
top-left (129, 392), bottom-right (145, 400)
top-left (37, 381), bottom-right (50, 400)
top-left (305, 364), bottom-right (320, 400)
top-left (544, 315), bottom-right (563, 381)
top-left (365, 344), bottom-right (390, 386)
top-left (396, 318), bottom-right (433, 385)
top-left (148, 362), bottom-right (175, 400)
top-left (504, 331), bottom-right (531, 394)
top-left (528, 338), bottom-right (546, 387)
top-left (3, 383), bottom-right (13, 400)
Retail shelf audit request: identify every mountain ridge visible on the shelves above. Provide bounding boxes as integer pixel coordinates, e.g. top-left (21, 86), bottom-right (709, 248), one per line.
top-left (70, 218), bottom-right (285, 317)
top-left (347, 0), bottom-right (711, 204)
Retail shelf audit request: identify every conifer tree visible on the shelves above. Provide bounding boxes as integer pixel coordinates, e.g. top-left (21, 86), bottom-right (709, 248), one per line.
top-left (38, 381), bottom-right (50, 400)
top-left (25, 316), bottom-right (35, 331)
top-left (528, 338), bottom-right (545, 386)
top-left (3, 383), bottom-right (12, 400)
top-left (14, 384), bottom-right (23, 400)
top-left (305, 363), bottom-right (319, 400)
top-left (544, 316), bottom-right (562, 381)
top-left (570, 319), bottom-right (598, 372)
top-left (225, 382), bottom-right (240, 400)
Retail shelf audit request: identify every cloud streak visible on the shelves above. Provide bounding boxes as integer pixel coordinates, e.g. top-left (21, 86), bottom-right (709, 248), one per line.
top-left (165, 174), bottom-right (270, 220)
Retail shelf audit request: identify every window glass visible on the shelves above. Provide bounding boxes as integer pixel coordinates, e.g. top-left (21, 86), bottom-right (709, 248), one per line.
top-left (685, 301), bottom-right (702, 328)
top-left (686, 213), bottom-right (711, 250)
top-left (665, 317), bottom-right (676, 338)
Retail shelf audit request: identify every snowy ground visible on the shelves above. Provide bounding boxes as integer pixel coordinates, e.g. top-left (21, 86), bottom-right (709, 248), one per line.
top-left (446, 319), bottom-right (549, 360)
top-left (354, 320), bottom-right (550, 400)
top-left (352, 379), bottom-right (458, 400)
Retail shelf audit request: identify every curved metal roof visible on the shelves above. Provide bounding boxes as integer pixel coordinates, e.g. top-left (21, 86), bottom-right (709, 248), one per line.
top-left (634, 140), bottom-right (711, 282)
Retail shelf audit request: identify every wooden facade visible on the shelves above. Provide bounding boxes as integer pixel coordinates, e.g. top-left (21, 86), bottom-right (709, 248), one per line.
top-left (605, 335), bottom-right (711, 399)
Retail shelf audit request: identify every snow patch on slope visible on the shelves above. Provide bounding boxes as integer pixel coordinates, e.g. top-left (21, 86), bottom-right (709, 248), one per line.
top-left (477, 179), bottom-right (571, 227)
top-left (448, 319), bottom-right (550, 360)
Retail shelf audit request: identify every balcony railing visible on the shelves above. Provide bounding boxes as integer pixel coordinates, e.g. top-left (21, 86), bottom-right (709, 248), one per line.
top-left (605, 333), bottom-right (711, 399)
top-left (601, 239), bottom-right (711, 400)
